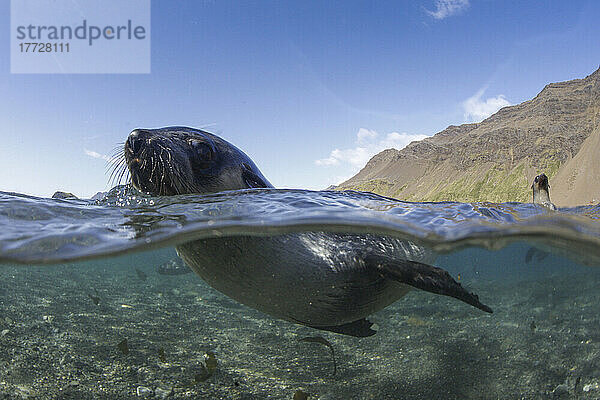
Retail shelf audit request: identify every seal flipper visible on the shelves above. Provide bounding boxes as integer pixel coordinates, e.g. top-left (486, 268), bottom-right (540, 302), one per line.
top-left (311, 319), bottom-right (377, 338)
top-left (365, 254), bottom-right (493, 313)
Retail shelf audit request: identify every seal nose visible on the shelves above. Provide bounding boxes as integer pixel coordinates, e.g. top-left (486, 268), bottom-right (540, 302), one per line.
top-left (127, 129), bottom-right (149, 155)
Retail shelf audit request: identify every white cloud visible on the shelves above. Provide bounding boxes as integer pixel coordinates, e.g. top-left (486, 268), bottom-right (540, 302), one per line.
top-left (462, 88), bottom-right (512, 122)
top-left (316, 128), bottom-right (428, 176)
top-left (84, 148), bottom-right (113, 163)
top-left (426, 0), bottom-right (469, 20)
top-left (356, 127), bottom-right (377, 144)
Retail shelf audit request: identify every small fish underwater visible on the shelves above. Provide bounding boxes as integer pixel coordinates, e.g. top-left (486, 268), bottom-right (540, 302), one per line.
top-left (1, 127), bottom-right (600, 399)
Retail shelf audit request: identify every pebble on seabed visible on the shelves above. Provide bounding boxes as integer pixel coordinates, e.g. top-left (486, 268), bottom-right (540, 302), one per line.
top-left (136, 385), bottom-right (153, 397)
top-left (155, 387), bottom-right (172, 399)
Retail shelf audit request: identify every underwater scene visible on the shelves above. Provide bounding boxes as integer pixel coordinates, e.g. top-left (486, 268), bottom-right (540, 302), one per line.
top-left (3, 0), bottom-right (600, 399)
top-left (1, 188), bottom-right (599, 399)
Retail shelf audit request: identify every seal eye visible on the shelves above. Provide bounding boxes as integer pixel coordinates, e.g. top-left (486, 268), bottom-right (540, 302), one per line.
top-left (188, 139), bottom-right (214, 162)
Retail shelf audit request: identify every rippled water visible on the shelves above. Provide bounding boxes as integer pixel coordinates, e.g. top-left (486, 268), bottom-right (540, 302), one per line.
top-left (1, 186), bottom-right (599, 265)
top-left (1, 187), bottom-right (600, 399)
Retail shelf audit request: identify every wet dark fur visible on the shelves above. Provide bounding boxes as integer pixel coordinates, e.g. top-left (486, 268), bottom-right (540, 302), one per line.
top-left (122, 127), bottom-right (492, 337)
top-left (120, 127), bottom-right (271, 195)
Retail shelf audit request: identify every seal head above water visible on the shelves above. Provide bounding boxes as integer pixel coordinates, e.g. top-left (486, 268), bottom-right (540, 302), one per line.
top-left (124, 127), bottom-right (271, 195)
top-left (123, 127), bottom-right (492, 337)
top-left (531, 173), bottom-right (557, 210)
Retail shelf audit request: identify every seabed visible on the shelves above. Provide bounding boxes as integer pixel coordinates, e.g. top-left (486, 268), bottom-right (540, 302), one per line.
top-left (1, 249), bottom-right (599, 399)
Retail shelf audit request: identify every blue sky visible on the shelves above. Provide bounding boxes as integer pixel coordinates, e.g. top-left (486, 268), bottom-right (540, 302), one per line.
top-left (0, 0), bottom-right (598, 197)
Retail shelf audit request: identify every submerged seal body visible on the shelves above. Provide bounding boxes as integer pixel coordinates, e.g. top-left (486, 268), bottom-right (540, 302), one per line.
top-left (525, 173), bottom-right (556, 263)
top-left (124, 127), bottom-right (491, 336)
top-left (531, 173), bottom-right (557, 210)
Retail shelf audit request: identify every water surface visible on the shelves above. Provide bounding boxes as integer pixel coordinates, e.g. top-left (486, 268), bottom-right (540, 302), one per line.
top-left (0, 187), bottom-right (599, 399)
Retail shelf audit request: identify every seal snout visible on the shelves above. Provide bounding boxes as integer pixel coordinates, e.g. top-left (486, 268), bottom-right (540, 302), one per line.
top-left (124, 128), bottom-right (164, 194)
top-left (124, 127), bottom-right (203, 196)
top-left (126, 129), bottom-right (152, 156)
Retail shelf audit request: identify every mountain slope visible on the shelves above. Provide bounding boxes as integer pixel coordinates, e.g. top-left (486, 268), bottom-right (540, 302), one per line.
top-left (338, 68), bottom-right (600, 206)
